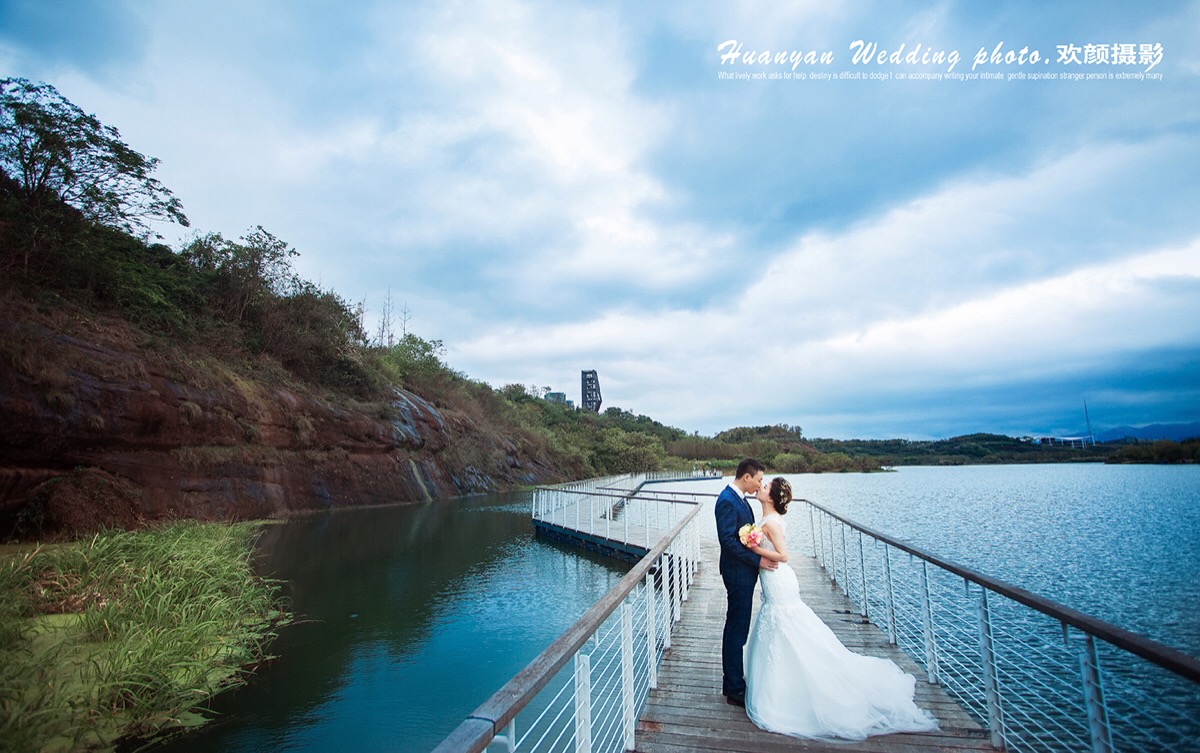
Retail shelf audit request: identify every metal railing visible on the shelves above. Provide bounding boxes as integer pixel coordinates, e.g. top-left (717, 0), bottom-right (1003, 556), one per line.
top-left (432, 483), bottom-right (702, 753)
top-left (532, 471), bottom-right (715, 551)
top-left (793, 497), bottom-right (1200, 753)
top-left (532, 487), bottom-right (692, 552)
top-left (636, 469), bottom-right (723, 483)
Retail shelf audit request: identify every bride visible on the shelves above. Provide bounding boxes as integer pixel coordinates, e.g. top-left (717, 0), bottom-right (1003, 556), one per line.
top-left (743, 477), bottom-right (939, 740)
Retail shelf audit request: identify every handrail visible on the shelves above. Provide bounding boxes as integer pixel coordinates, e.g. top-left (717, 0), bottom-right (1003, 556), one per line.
top-left (802, 497), bottom-right (1200, 684)
top-left (796, 495), bottom-right (1200, 752)
top-left (431, 497), bottom-right (701, 753)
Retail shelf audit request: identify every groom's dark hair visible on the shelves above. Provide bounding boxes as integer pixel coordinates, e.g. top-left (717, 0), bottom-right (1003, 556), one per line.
top-left (734, 458), bottom-right (766, 480)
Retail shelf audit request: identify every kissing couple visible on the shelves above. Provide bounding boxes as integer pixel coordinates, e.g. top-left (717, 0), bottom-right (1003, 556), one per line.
top-left (715, 458), bottom-right (938, 740)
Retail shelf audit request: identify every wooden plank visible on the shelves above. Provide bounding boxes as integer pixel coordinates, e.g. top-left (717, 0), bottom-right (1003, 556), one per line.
top-left (635, 537), bottom-right (995, 753)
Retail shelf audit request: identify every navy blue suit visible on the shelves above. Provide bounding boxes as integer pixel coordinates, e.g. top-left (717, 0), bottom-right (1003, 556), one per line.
top-left (715, 484), bottom-right (761, 697)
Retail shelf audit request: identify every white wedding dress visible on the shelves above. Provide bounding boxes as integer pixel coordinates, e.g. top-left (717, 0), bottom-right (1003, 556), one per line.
top-left (745, 513), bottom-right (938, 740)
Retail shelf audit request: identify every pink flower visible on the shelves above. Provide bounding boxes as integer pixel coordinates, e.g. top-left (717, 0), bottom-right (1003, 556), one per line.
top-left (739, 523), bottom-right (764, 548)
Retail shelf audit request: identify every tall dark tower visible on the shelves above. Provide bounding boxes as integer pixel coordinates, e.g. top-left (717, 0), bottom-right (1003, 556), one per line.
top-left (581, 370), bottom-right (602, 413)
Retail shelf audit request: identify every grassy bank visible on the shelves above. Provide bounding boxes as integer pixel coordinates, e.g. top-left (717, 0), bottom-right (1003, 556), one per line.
top-left (0, 522), bottom-right (291, 753)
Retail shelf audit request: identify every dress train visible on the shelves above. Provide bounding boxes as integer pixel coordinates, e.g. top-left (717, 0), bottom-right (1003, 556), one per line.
top-left (744, 514), bottom-right (939, 740)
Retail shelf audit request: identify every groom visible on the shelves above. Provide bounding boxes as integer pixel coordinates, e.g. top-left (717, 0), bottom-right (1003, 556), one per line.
top-left (715, 457), bottom-right (777, 707)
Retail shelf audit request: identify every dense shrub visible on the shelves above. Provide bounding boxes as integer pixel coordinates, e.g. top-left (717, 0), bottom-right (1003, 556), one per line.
top-left (1108, 439), bottom-right (1199, 464)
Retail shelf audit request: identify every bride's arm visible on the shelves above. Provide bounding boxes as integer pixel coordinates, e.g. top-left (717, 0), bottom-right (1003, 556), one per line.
top-left (751, 519), bottom-right (789, 563)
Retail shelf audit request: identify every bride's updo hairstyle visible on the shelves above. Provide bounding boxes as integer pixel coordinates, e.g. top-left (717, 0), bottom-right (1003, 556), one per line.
top-left (769, 477), bottom-right (793, 515)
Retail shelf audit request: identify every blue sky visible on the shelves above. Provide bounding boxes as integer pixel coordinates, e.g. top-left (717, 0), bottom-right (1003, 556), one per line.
top-left (3, 0), bottom-right (1198, 439)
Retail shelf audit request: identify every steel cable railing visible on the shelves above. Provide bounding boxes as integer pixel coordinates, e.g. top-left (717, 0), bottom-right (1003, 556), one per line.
top-left (794, 497), bottom-right (1200, 753)
top-left (432, 479), bottom-right (702, 753)
top-left (531, 480), bottom-right (708, 554)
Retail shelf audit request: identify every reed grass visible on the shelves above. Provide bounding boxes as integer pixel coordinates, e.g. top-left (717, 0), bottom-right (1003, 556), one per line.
top-left (0, 522), bottom-right (291, 752)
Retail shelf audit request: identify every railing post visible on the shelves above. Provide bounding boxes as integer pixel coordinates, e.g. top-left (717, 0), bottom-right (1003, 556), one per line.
top-left (976, 588), bottom-right (1005, 749)
top-left (815, 510), bottom-right (824, 570)
top-left (671, 551), bottom-right (682, 623)
top-left (683, 521), bottom-right (692, 586)
top-left (490, 719), bottom-right (516, 753)
top-left (683, 530), bottom-right (693, 594)
top-left (828, 514), bottom-right (838, 587)
top-left (575, 652), bottom-right (591, 753)
top-left (645, 574), bottom-right (658, 689)
top-left (662, 555), bottom-right (673, 650)
top-left (919, 560), bottom-right (940, 683)
top-left (857, 531), bottom-right (868, 618)
top-left (621, 603), bottom-right (635, 751)
top-left (644, 499), bottom-right (650, 549)
top-left (1080, 634), bottom-right (1114, 753)
top-left (681, 524), bottom-right (693, 595)
top-left (816, 510), bottom-right (826, 569)
top-left (883, 544), bottom-right (897, 645)
top-left (809, 504), bottom-right (817, 558)
top-left (689, 521), bottom-right (698, 585)
top-left (839, 523), bottom-right (850, 597)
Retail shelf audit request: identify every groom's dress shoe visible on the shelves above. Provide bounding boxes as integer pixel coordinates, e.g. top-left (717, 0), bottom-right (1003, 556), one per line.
top-left (724, 692), bottom-right (745, 707)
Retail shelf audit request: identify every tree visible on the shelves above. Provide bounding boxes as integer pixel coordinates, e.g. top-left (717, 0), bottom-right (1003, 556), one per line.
top-left (262, 279), bottom-right (374, 393)
top-left (181, 226), bottom-right (298, 326)
top-left (0, 78), bottom-right (188, 271)
top-left (399, 301), bottom-right (411, 336)
top-left (594, 428), bottom-right (665, 474)
top-left (500, 383), bottom-right (538, 402)
top-left (376, 288), bottom-right (396, 348)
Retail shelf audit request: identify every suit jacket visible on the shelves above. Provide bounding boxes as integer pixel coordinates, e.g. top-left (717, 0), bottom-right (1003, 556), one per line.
top-left (715, 484), bottom-right (761, 587)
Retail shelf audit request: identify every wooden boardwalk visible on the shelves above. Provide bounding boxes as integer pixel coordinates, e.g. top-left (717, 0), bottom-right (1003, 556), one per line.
top-left (636, 538), bottom-right (995, 753)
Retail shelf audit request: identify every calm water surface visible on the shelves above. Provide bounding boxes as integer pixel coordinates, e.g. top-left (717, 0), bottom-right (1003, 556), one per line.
top-left (148, 491), bottom-right (628, 753)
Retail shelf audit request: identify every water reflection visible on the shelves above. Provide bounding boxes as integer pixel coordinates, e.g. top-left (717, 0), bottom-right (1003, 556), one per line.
top-left (147, 492), bottom-right (629, 753)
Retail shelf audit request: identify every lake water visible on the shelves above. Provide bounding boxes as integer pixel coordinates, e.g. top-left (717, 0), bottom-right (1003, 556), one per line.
top-left (792, 463), bottom-right (1199, 656)
top-left (147, 492), bottom-right (629, 753)
top-left (148, 464), bottom-right (1198, 752)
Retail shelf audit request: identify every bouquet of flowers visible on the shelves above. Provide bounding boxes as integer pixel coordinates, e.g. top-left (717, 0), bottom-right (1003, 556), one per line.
top-left (738, 523), bottom-right (764, 548)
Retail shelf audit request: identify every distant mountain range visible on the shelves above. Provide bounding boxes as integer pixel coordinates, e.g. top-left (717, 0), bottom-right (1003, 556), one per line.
top-left (1094, 422), bottom-right (1200, 443)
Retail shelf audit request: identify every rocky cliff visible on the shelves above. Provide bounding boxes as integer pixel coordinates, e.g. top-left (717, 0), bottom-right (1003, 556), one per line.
top-left (0, 301), bottom-right (562, 540)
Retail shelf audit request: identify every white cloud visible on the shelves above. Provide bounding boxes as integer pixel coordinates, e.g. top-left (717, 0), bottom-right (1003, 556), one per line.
top-left (821, 241), bottom-right (1200, 374)
top-left (454, 135), bottom-right (1200, 434)
top-left (744, 136), bottom-right (1200, 336)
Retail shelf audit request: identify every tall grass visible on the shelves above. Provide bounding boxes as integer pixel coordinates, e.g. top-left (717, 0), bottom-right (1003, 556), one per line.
top-left (0, 522), bottom-right (291, 752)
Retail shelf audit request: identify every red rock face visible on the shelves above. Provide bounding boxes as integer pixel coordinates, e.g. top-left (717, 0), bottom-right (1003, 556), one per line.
top-left (0, 320), bottom-right (561, 540)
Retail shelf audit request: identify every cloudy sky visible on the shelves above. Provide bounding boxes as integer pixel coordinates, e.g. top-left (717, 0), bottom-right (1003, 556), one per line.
top-left (3, 0), bottom-right (1198, 439)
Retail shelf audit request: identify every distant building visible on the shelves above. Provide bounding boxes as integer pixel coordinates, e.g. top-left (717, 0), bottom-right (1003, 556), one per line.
top-left (1033, 436), bottom-right (1095, 448)
top-left (545, 391), bottom-right (568, 404)
top-left (581, 370), bottom-right (602, 413)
